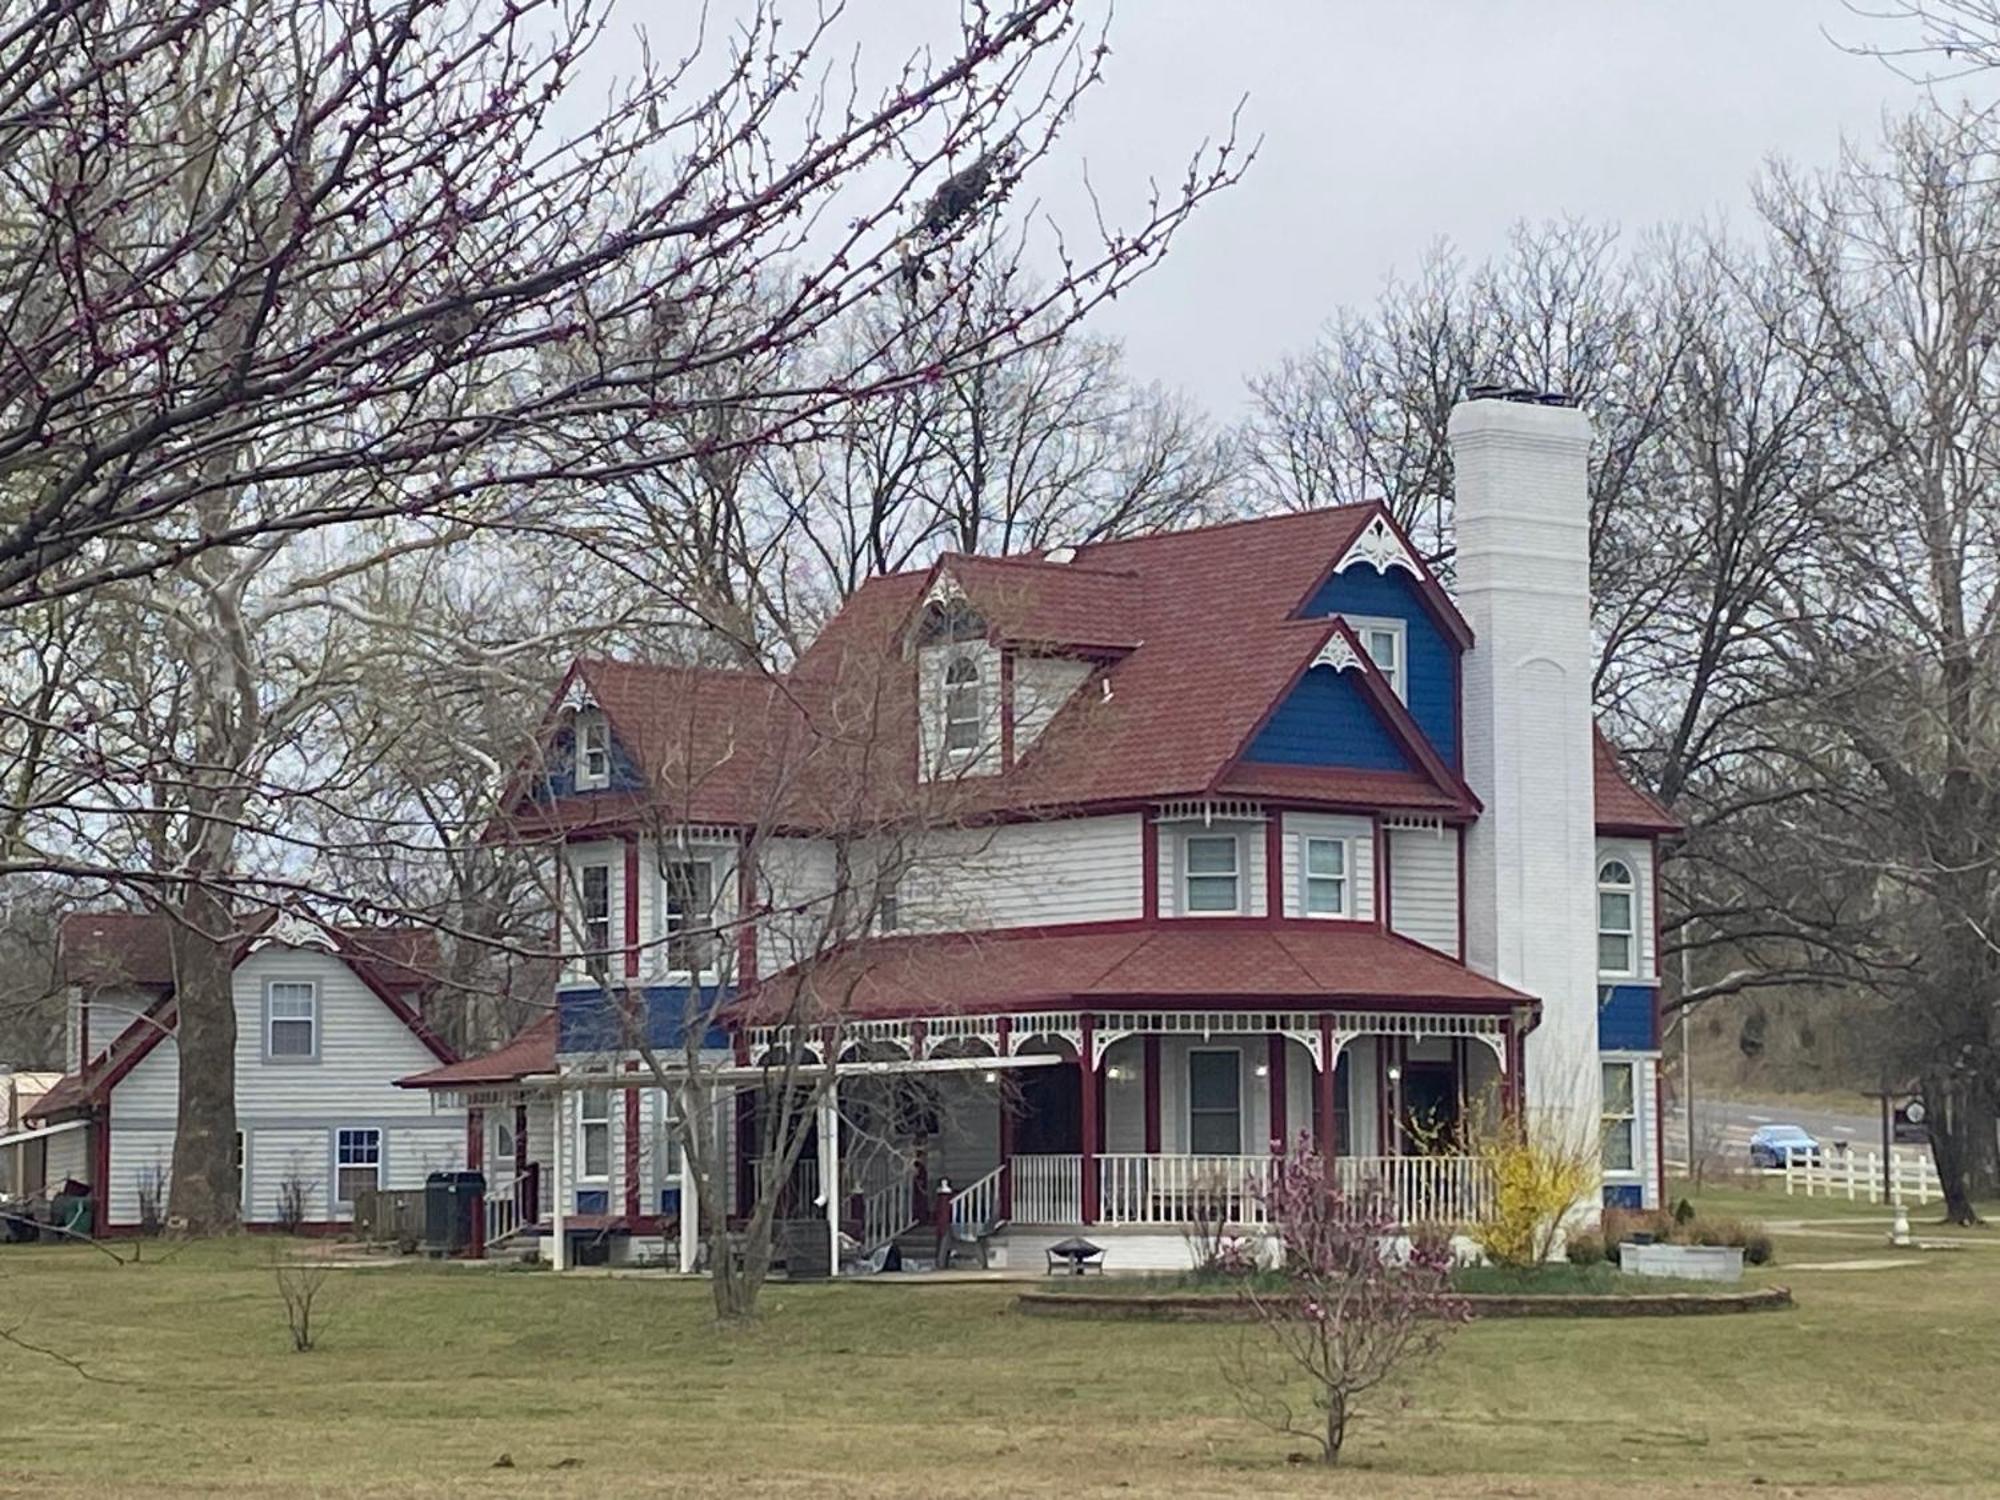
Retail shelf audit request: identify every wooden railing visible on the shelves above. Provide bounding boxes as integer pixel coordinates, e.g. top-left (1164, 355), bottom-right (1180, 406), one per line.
top-left (859, 1171), bottom-right (917, 1255)
top-left (1012, 1154), bottom-right (1082, 1225)
top-left (1776, 1148), bottom-right (1939, 1205)
top-left (1333, 1154), bottom-right (1493, 1227)
top-left (484, 1170), bottom-right (531, 1248)
top-left (1097, 1153), bottom-right (1276, 1227)
top-left (949, 1164), bottom-right (1007, 1231)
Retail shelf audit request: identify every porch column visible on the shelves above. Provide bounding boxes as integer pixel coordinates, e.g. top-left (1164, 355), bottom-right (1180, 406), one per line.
top-left (678, 1119), bottom-right (700, 1275)
top-left (819, 1081), bottom-right (841, 1278)
top-left (551, 1089), bottom-right (568, 1272)
top-left (514, 1099), bottom-right (535, 1223)
top-left (1142, 1035), bottom-right (1162, 1154)
top-left (1079, 1016), bottom-right (1100, 1225)
top-left (623, 1083), bottom-right (642, 1223)
top-left (1316, 1016), bottom-right (1337, 1167)
top-left (466, 1107), bottom-right (486, 1260)
top-left (996, 1019), bottom-right (1015, 1220)
top-left (1266, 1035), bottom-right (1287, 1153)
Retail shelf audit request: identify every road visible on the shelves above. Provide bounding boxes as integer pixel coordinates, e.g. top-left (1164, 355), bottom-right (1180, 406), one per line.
top-left (1662, 1090), bottom-right (1886, 1169)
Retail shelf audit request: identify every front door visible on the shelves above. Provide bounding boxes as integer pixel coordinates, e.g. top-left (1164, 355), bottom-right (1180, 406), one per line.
top-left (1401, 1063), bottom-right (1460, 1152)
top-left (1014, 1061), bottom-right (1081, 1155)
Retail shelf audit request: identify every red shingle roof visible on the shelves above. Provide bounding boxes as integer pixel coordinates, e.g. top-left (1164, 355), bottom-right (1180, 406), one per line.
top-left (740, 921), bottom-right (1530, 1022)
top-left (930, 554), bottom-right (1145, 653)
top-left (59, 911), bottom-right (442, 993)
top-left (1593, 731), bottom-right (1680, 835)
top-left (398, 1014), bottom-right (556, 1089)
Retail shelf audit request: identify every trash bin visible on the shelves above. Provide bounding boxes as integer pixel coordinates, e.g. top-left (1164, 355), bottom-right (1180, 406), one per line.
top-left (424, 1170), bottom-right (484, 1256)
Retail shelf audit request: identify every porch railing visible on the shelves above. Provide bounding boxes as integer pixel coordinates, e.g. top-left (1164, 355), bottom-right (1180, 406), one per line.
top-left (859, 1170), bottom-right (917, 1255)
top-left (1006, 1152), bottom-right (1494, 1229)
top-left (483, 1170), bottom-right (531, 1248)
top-left (949, 1164), bottom-right (1007, 1231)
top-left (1012, 1153), bottom-right (1082, 1225)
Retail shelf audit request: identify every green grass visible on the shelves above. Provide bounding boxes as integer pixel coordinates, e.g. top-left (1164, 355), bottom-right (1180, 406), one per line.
top-left (0, 1218), bottom-right (1997, 1498)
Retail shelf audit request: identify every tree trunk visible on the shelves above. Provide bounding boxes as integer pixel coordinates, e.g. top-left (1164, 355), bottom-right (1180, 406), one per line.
top-left (1923, 1069), bottom-right (1985, 1227)
top-left (165, 884), bottom-right (241, 1235)
top-left (1322, 1388), bottom-right (1347, 1464)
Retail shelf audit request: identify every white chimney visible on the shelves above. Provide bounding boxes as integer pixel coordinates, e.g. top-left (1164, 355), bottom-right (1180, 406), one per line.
top-left (1448, 394), bottom-right (1601, 1179)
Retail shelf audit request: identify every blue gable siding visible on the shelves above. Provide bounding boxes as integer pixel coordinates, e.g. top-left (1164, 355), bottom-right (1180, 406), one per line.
top-left (537, 719), bottom-right (645, 801)
top-left (1597, 984), bottom-right (1658, 1050)
top-left (1244, 665), bottom-right (1415, 771)
top-left (559, 984), bottom-right (733, 1054)
top-left (1303, 568), bottom-right (1458, 769)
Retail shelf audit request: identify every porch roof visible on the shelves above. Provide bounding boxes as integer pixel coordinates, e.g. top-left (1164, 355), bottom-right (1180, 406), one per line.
top-left (397, 1014), bottom-right (556, 1090)
top-left (738, 920), bottom-right (1534, 1022)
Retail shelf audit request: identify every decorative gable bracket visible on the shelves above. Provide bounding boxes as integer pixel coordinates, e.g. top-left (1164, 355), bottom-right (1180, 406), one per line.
top-left (1334, 513), bottom-right (1421, 578)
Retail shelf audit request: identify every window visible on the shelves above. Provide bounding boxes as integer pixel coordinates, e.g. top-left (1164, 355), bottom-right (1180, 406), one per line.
top-left (1597, 859), bottom-right (1637, 975)
top-left (235, 1131), bottom-right (245, 1202)
top-left (1188, 1050), bottom-right (1242, 1154)
top-left (942, 653), bottom-right (982, 755)
top-left (1303, 836), bottom-right (1348, 916)
top-left (576, 712), bottom-right (611, 789)
top-left (876, 875), bottom-right (903, 933)
top-left (489, 1117), bottom-right (516, 1170)
top-left (663, 858), bottom-right (715, 973)
top-left (1344, 615), bottom-right (1407, 700)
top-left (266, 981), bottom-right (317, 1060)
top-left (334, 1127), bottom-right (381, 1209)
top-left (577, 1086), bottom-right (611, 1180)
top-left (1183, 834), bottom-right (1241, 913)
top-left (578, 862), bottom-right (611, 957)
top-left (1601, 1062), bottom-right (1636, 1172)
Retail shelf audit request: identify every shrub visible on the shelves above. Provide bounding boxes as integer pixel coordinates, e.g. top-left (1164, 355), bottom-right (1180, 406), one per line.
top-left (1564, 1231), bottom-right (1605, 1265)
top-left (1469, 1117), bottom-right (1597, 1268)
top-left (1743, 1231), bottom-right (1775, 1266)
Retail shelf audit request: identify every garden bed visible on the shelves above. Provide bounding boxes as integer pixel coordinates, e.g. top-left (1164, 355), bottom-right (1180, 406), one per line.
top-left (1017, 1274), bottom-right (1794, 1321)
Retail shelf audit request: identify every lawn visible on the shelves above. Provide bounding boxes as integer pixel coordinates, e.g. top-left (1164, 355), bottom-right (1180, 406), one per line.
top-left (0, 1196), bottom-right (1995, 1500)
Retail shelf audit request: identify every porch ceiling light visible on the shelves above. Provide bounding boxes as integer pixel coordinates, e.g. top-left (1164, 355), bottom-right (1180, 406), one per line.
top-left (1387, 1064), bottom-right (1403, 1082)
top-left (1253, 1064), bottom-right (1269, 1078)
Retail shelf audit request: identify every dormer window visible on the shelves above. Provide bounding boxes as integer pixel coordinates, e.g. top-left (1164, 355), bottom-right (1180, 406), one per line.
top-left (942, 654), bottom-right (982, 756)
top-left (576, 712), bottom-right (611, 790)
top-left (1344, 616), bottom-right (1407, 700)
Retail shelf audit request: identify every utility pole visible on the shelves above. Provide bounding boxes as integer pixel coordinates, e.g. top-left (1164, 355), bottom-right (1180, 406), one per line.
top-left (1680, 942), bottom-right (1695, 1177)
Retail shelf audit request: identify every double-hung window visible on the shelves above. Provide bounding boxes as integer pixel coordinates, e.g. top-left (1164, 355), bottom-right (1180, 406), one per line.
top-left (942, 654), bottom-right (982, 756)
top-left (1303, 836), bottom-right (1348, 916)
top-left (334, 1127), bottom-right (381, 1209)
top-left (663, 858), bottom-right (715, 973)
top-left (1183, 834), bottom-right (1240, 913)
top-left (1344, 616), bottom-right (1407, 700)
top-left (577, 1086), bottom-right (611, 1181)
top-left (266, 980), bottom-right (317, 1060)
top-left (1188, 1050), bottom-right (1243, 1154)
top-left (576, 712), bottom-right (611, 789)
top-left (578, 863), bottom-right (611, 958)
top-left (1601, 1063), bottom-right (1636, 1172)
top-left (1597, 860), bottom-right (1637, 976)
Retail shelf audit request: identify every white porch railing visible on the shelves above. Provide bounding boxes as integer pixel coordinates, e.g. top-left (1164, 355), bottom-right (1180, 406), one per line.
top-left (1774, 1148), bottom-right (1939, 1205)
top-left (949, 1164), bottom-right (1007, 1231)
top-left (1097, 1153), bottom-right (1276, 1227)
top-left (1013, 1154), bottom-right (1082, 1225)
top-left (1007, 1152), bottom-right (1495, 1229)
top-left (484, 1170), bottom-right (530, 1247)
top-left (859, 1171), bottom-right (917, 1254)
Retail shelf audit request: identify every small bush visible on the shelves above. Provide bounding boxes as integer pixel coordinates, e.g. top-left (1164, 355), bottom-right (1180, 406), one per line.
top-left (1564, 1231), bottom-right (1605, 1266)
top-left (1743, 1231), bottom-right (1775, 1266)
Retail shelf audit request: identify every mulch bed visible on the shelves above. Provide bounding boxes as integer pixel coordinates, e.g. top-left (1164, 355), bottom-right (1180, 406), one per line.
top-left (1014, 1285), bottom-right (1795, 1321)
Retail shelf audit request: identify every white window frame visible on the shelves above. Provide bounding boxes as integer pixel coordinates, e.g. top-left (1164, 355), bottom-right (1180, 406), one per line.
top-left (577, 861), bottom-right (612, 959)
top-left (334, 1126), bottom-right (382, 1211)
top-left (575, 711), bottom-right (611, 790)
top-left (1186, 1047), bottom-right (1244, 1155)
top-left (1181, 833), bottom-right (1242, 915)
top-left (264, 979), bottom-right (318, 1063)
top-left (1343, 615), bottom-right (1407, 701)
top-left (1601, 1061), bottom-right (1637, 1174)
top-left (489, 1115), bottom-right (517, 1175)
top-left (941, 652), bottom-right (983, 757)
top-left (1301, 835), bottom-right (1350, 917)
top-left (660, 854), bottom-right (717, 976)
top-left (1597, 859), bottom-right (1638, 978)
top-left (577, 1085), bottom-right (612, 1183)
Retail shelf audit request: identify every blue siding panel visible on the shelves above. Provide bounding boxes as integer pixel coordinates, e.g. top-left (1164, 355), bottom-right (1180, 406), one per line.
top-left (1602, 1183), bottom-right (1643, 1210)
top-left (558, 984), bottom-right (733, 1054)
top-left (1244, 666), bottom-right (1415, 771)
top-left (1597, 985), bottom-right (1658, 1050)
top-left (536, 719), bottom-right (645, 802)
top-left (1303, 568), bottom-right (1459, 769)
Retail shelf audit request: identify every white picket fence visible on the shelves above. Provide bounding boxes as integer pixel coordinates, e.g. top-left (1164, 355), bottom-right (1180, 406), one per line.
top-left (1770, 1148), bottom-right (1940, 1205)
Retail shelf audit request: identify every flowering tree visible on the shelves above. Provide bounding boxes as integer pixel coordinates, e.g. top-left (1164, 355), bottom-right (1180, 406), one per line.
top-left (1231, 1141), bottom-right (1469, 1465)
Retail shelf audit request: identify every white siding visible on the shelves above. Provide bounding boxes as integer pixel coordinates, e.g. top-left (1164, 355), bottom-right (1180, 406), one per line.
top-left (633, 836), bottom-right (738, 984)
top-left (1277, 813), bottom-right (1376, 922)
top-left (756, 836), bottom-right (839, 974)
top-left (901, 814), bottom-right (1143, 933)
top-left (43, 1123), bottom-right (89, 1190)
top-left (1596, 836), bottom-right (1657, 980)
top-left (101, 943), bottom-right (464, 1227)
top-left (1388, 825), bottom-right (1459, 956)
top-left (1012, 654), bottom-right (1093, 752)
top-left (917, 639), bottom-right (1003, 779)
top-left (562, 838), bottom-right (627, 984)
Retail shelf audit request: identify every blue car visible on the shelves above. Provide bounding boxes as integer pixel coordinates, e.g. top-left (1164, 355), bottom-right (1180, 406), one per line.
top-left (1749, 1123), bottom-right (1821, 1168)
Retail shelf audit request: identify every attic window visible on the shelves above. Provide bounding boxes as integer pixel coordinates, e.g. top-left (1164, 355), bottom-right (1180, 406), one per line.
top-left (942, 654), bottom-right (982, 756)
top-left (1344, 616), bottom-right (1407, 701)
top-left (576, 712), bottom-right (611, 790)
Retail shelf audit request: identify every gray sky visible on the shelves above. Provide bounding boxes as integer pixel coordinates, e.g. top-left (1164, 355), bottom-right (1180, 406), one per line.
top-left (637, 2), bottom-right (1955, 415)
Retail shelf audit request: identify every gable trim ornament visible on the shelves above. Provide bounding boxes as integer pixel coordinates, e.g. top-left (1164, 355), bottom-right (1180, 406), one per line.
top-left (1334, 513), bottom-right (1421, 578)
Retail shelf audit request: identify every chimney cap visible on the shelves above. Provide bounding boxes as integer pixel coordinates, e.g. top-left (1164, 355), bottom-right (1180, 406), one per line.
top-left (1464, 384), bottom-right (1577, 408)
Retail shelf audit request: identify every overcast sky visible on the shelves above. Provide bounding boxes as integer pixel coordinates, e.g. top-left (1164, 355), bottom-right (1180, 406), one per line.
top-left (639, 2), bottom-right (1961, 416)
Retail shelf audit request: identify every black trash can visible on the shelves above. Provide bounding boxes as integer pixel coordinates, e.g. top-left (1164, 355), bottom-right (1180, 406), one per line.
top-left (424, 1170), bottom-right (484, 1256)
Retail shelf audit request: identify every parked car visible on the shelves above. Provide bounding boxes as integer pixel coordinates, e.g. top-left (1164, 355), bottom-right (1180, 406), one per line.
top-left (1749, 1123), bottom-right (1821, 1168)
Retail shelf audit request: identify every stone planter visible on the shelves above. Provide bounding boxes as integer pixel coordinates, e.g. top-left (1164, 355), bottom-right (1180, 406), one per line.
top-left (1619, 1242), bottom-right (1744, 1283)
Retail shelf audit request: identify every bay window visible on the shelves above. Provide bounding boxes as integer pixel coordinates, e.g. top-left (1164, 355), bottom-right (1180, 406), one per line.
top-left (1303, 836), bottom-right (1348, 916)
top-left (1601, 1062), bottom-right (1636, 1172)
top-left (1183, 834), bottom-right (1240, 913)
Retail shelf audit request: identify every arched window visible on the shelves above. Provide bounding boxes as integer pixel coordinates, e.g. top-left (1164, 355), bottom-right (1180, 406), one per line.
top-left (1597, 859), bottom-right (1636, 976)
top-left (942, 653), bottom-right (982, 754)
